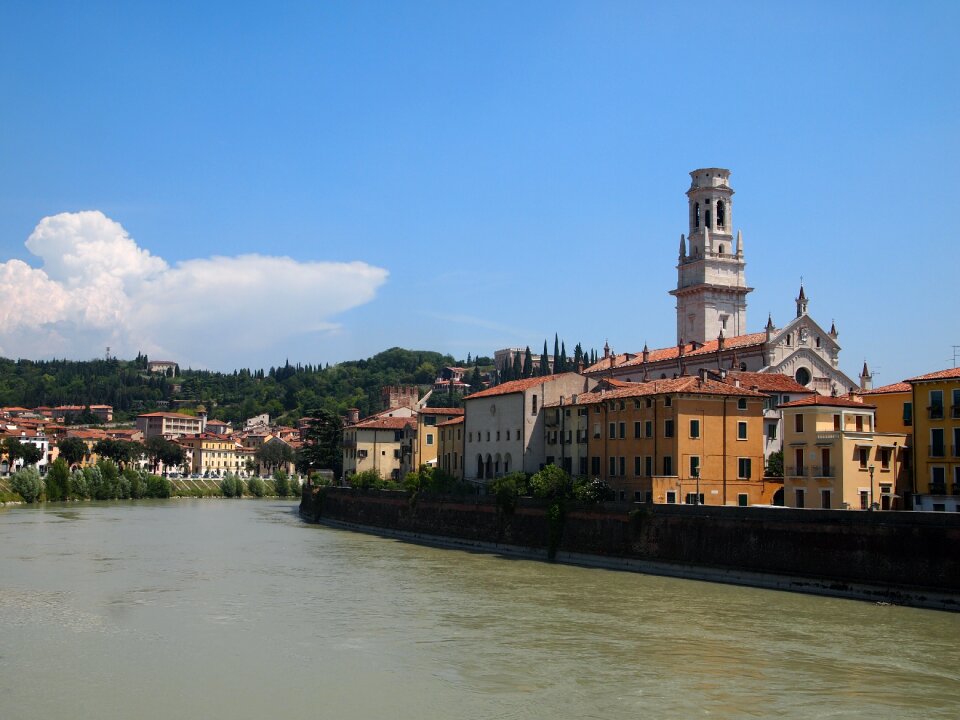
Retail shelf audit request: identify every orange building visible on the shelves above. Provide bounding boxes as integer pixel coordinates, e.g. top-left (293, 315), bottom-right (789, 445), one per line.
top-left (560, 375), bottom-right (776, 506)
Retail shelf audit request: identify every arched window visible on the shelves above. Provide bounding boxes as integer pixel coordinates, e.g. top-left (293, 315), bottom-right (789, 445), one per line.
top-left (694, 202), bottom-right (700, 227)
top-left (717, 200), bottom-right (725, 228)
top-left (705, 208), bottom-right (712, 228)
top-left (718, 244), bottom-right (725, 255)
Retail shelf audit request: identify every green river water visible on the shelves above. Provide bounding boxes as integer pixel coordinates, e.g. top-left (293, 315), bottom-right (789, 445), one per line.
top-left (0, 500), bottom-right (957, 719)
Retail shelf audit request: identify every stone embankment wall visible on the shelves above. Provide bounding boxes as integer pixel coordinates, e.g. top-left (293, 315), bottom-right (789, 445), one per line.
top-left (301, 487), bottom-right (960, 608)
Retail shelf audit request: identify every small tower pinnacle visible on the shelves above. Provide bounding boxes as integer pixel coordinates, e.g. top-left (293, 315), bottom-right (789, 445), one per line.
top-left (859, 361), bottom-right (873, 391)
top-left (796, 282), bottom-right (809, 317)
top-left (679, 233), bottom-right (686, 258)
top-left (736, 229), bottom-right (743, 257)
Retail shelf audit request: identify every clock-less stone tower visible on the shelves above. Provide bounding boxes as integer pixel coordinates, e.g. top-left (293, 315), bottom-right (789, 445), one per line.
top-left (669, 168), bottom-right (752, 344)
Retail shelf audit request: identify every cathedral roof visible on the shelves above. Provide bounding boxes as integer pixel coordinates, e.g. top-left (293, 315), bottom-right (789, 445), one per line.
top-left (722, 371), bottom-right (813, 394)
top-left (585, 332), bottom-right (766, 373)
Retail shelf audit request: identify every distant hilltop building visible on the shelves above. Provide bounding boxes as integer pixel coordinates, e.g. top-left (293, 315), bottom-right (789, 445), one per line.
top-left (382, 385), bottom-right (419, 411)
top-left (582, 168), bottom-right (856, 395)
top-left (147, 360), bottom-right (178, 376)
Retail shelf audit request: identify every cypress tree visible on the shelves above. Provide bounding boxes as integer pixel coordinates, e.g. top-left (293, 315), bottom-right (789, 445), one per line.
top-left (553, 334), bottom-right (560, 374)
top-left (560, 341), bottom-right (568, 373)
top-left (542, 340), bottom-right (550, 376)
top-left (522, 347), bottom-right (533, 378)
top-left (574, 343), bottom-right (583, 368)
top-left (513, 351), bottom-right (523, 380)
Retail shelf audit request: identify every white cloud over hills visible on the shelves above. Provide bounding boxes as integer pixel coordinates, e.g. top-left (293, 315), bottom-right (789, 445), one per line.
top-left (0, 211), bottom-right (388, 369)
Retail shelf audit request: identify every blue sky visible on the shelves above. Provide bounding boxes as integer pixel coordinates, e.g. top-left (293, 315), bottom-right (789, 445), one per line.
top-left (0, 1), bottom-right (957, 382)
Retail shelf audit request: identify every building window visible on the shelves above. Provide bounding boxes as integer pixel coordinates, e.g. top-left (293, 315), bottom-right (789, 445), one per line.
top-left (619, 456), bottom-right (626, 477)
top-left (858, 447), bottom-right (869, 468)
top-left (646, 398), bottom-right (653, 408)
top-left (531, 395), bottom-right (538, 415)
top-left (767, 423), bottom-right (777, 441)
top-left (795, 414), bottom-right (804, 432)
top-left (645, 456), bottom-right (653, 476)
top-left (903, 402), bottom-right (912, 426)
top-left (579, 457), bottom-right (588, 475)
top-left (663, 456), bottom-right (673, 476)
top-left (496, 431), bottom-right (500, 441)
top-left (645, 420), bottom-right (653, 437)
top-left (634, 421), bottom-right (642, 438)
top-left (619, 422), bottom-right (626, 439)
top-left (689, 456), bottom-right (700, 477)
top-left (486, 432), bottom-right (490, 441)
top-left (664, 396), bottom-right (672, 408)
top-left (426, 434), bottom-right (434, 446)
top-left (855, 415), bottom-right (863, 432)
top-left (690, 419), bottom-right (700, 438)
top-left (795, 489), bottom-right (805, 508)
top-left (609, 457), bottom-right (617, 476)
top-left (634, 456), bottom-right (642, 476)
top-left (664, 420), bottom-right (674, 438)
top-left (738, 458), bottom-right (752, 479)
top-left (737, 421), bottom-right (747, 440)
top-left (931, 428), bottom-right (945, 457)
top-left (738, 493), bottom-right (748, 507)
top-left (468, 432), bottom-right (473, 443)
top-left (834, 414), bottom-right (841, 431)
top-left (821, 489), bottom-right (831, 509)
top-left (666, 491), bottom-right (677, 504)
top-left (880, 448), bottom-right (891, 469)
top-left (634, 400), bottom-right (641, 410)
top-left (591, 457), bottom-right (600, 475)
top-left (929, 390), bottom-right (944, 419)
top-left (737, 398), bottom-right (747, 410)
top-left (608, 422), bottom-right (616, 440)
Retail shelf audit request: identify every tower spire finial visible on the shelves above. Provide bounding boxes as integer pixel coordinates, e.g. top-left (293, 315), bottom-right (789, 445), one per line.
top-left (796, 280), bottom-right (809, 317)
top-left (736, 229), bottom-right (743, 257)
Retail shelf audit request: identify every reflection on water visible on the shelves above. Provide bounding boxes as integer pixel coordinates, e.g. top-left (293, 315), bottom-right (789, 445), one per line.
top-left (0, 500), bottom-right (957, 720)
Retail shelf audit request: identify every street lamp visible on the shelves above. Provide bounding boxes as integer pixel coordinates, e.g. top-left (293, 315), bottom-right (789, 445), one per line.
top-left (868, 464), bottom-right (876, 511)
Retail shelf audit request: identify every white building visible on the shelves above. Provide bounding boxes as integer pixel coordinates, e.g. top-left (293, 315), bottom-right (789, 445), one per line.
top-left (463, 373), bottom-right (597, 483)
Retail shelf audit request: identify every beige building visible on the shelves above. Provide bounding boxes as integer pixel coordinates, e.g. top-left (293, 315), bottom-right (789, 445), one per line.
top-left (136, 412), bottom-right (204, 439)
top-left (463, 373), bottom-right (597, 483)
top-left (780, 395), bottom-right (908, 510)
top-left (342, 407), bottom-right (417, 482)
top-left (180, 433), bottom-right (246, 476)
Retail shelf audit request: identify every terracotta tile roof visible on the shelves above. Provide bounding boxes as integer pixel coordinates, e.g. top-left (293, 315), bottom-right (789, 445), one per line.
top-left (723, 371), bottom-right (813, 394)
top-left (436, 416), bottom-right (465, 427)
top-left (586, 332), bottom-right (767, 373)
top-left (553, 376), bottom-right (767, 406)
top-left (906, 367), bottom-right (960, 383)
top-left (778, 395), bottom-right (875, 410)
top-left (465, 373), bottom-right (581, 400)
top-left (65, 429), bottom-right (109, 439)
top-left (860, 381), bottom-right (911, 395)
top-left (349, 417), bottom-right (415, 431)
top-left (418, 407), bottom-right (465, 416)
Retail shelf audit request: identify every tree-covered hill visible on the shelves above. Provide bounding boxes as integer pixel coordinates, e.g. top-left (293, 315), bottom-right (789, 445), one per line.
top-left (0, 348), bottom-right (494, 425)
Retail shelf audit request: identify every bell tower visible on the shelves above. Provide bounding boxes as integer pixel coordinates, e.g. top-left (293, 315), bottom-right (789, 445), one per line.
top-left (669, 168), bottom-right (752, 344)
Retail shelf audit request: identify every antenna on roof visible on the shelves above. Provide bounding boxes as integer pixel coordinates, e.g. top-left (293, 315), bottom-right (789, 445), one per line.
top-left (952, 345), bottom-right (960, 368)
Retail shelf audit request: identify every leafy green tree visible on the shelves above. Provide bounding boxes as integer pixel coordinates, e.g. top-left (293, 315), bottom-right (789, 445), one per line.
top-left (11, 466), bottom-right (43, 503)
top-left (94, 439), bottom-right (145, 469)
top-left (491, 472), bottom-right (528, 515)
top-left (529, 464), bottom-right (572, 499)
top-left (572, 476), bottom-right (615, 503)
top-left (145, 473), bottom-right (171, 498)
top-left (69, 468), bottom-right (89, 499)
top-left (145, 436), bottom-right (184, 474)
top-left (255, 439), bottom-right (294, 474)
top-left (469, 364), bottom-right (483, 393)
top-left (273, 468), bottom-right (290, 497)
top-left (765, 450), bottom-right (784, 478)
top-left (19, 442), bottom-right (44, 467)
top-left (297, 409), bottom-right (343, 477)
top-left (349, 469), bottom-right (382, 490)
top-left (247, 476), bottom-right (266, 497)
top-left (2, 437), bottom-right (25, 468)
top-left (58, 437), bottom-right (89, 467)
top-left (45, 458), bottom-right (70, 501)
top-left (220, 472), bottom-right (243, 498)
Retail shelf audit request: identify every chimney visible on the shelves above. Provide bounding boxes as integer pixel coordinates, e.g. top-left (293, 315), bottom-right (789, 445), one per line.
top-left (346, 408), bottom-right (360, 425)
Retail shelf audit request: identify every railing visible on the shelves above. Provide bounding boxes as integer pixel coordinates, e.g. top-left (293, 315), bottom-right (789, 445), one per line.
top-left (929, 482), bottom-right (946, 495)
top-left (814, 466), bottom-right (835, 478)
top-left (786, 466), bottom-right (806, 477)
top-left (953, 483), bottom-right (960, 496)
top-left (928, 405), bottom-right (944, 419)
top-left (953, 445), bottom-right (960, 458)
top-left (929, 445), bottom-right (946, 457)
top-left (953, 405), bottom-right (960, 419)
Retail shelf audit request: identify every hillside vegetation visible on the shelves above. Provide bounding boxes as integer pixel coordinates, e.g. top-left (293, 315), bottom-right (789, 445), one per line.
top-left (0, 348), bottom-right (492, 425)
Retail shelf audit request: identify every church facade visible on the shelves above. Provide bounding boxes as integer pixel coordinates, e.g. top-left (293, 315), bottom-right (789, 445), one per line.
top-left (586, 168), bottom-right (857, 396)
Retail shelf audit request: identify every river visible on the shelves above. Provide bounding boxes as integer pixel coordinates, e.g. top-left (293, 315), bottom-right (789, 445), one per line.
top-left (0, 500), bottom-right (957, 719)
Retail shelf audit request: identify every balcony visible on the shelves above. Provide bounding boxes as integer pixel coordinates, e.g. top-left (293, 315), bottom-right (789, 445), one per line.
top-left (929, 482), bottom-right (947, 495)
top-left (929, 445), bottom-right (946, 458)
top-left (953, 405), bottom-right (960, 419)
top-left (813, 466), bottom-right (835, 478)
top-left (953, 483), bottom-right (960, 496)
top-left (786, 466), bottom-right (807, 477)
top-left (928, 405), bottom-right (944, 420)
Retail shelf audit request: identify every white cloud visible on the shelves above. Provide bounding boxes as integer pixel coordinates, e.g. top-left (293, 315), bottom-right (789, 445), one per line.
top-left (0, 211), bottom-right (389, 368)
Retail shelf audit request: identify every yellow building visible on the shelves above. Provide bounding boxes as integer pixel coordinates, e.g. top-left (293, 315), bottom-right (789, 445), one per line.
top-left (906, 367), bottom-right (960, 511)
top-left (436, 416), bottom-right (465, 479)
top-left (779, 396), bottom-right (908, 510)
top-left (565, 375), bottom-right (773, 505)
top-left (180, 433), bottom-right (246, 476)
top-left (414, 408), bottom-right (464, 470)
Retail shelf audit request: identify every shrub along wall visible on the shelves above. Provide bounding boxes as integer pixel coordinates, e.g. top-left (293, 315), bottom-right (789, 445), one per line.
top-left (302, 487), bottom-right (960, 596)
